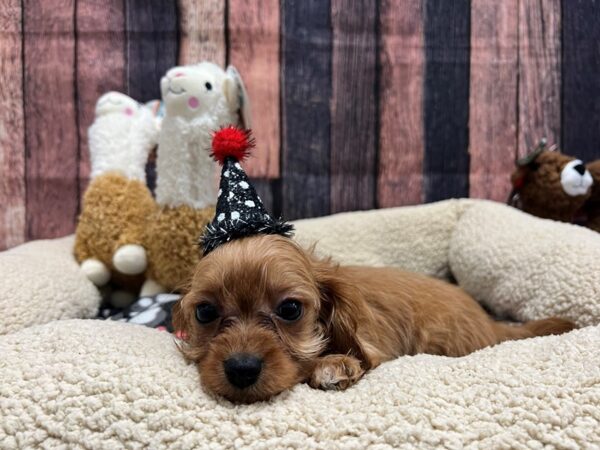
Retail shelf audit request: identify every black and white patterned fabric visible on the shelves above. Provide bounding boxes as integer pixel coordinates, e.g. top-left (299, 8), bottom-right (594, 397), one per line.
top-left (98, 293), bottom-right (181, 332)
top-left (201, 156), bottom-right (293, 255)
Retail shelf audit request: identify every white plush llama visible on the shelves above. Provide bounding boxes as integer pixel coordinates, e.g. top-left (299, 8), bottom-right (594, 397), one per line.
top-left (136, 62), bottom-right (249, 295)
top-left (155, 62), bottom-right (248, 208)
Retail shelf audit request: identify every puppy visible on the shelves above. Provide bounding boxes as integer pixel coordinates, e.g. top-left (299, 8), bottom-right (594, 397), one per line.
top-left (173, 234), bottom-right (575, 403)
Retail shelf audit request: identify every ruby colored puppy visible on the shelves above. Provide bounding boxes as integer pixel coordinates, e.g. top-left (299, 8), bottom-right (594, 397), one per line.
top-left (173, 234), bottom-right (575, 403)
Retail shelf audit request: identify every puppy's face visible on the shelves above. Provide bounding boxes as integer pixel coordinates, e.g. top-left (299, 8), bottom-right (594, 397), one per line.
top-left (173, 235), bottom-right (329, 403)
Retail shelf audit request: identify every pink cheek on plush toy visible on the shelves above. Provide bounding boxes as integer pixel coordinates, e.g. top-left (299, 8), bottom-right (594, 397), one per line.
top-left (124, 107), bottom-right (134, 116)
top-left (188, 96), bottom-right (199, 109)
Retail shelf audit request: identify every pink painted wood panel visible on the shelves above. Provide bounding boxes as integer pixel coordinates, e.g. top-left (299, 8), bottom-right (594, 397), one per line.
top-left (228, 0), bottom-right (280, 179)
top-left (24, 0), bottom-right (79, 239)
top-left (518, 0), bottom-right (561, 157)
top-left (378, 0), bottom-right (424, 207)
top-left (76, 0), bottom-right (126, 196)
top-left (469, 0), bottom-right (519, 201)
top-left (0, 0), bottom-right (26, 250)
top-left (177, 0), bottom-right (225, 67)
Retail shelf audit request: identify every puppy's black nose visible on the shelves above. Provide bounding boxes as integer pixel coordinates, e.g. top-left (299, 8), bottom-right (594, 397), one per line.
top-left (574, 163), bottom-right (586, 175)
top-left (223, 353), bottom-right (263, 389)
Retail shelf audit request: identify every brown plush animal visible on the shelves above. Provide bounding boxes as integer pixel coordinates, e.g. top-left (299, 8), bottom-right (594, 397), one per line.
top-left (584, 160), bottom-right (600, 232)
top-left (509, 140), bottom-right (593, 222)
top-left (75, 92), bottom-right (159, 294)
top-left (143, 205), bottom-right (215, 292)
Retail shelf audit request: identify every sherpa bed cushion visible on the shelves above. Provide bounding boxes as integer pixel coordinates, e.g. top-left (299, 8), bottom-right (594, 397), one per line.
top-left (0, 236), bottom-right (100, 335)
top-left (2, 198), bottom-right (600, 334)
top-left (0, 319), bottom-right (598, 449)
top-left (0, 199), bottom-right (473, 335)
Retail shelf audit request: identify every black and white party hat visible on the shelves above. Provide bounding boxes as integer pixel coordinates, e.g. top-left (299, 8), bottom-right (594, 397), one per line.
top-left (201, 126), bottom-right (294, 255)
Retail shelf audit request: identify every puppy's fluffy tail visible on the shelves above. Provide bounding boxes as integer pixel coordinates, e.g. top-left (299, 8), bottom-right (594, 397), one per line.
top-left (494, 317), bottom-right (576, 342)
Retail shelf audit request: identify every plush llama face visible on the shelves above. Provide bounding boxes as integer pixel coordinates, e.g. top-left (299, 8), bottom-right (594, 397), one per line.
top-left (95, 92), bottom-right (142, 118)
top-left (511, 150), bottom-right (593, 221)
top-left (160, 62), bottom-right (241, 120)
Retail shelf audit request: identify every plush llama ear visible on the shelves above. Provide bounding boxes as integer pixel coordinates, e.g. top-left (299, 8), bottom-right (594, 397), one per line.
top-left (312, 259), bottom-right (370, 369)
top-left (224, 65), bottom-right (252, 129)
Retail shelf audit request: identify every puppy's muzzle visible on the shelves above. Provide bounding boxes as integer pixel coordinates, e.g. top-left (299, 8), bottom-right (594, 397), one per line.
top-left (223, 353), bottom-right (263, 389)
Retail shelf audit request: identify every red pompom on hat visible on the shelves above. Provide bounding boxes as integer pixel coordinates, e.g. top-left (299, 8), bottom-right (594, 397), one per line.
top-left (211, 126), bottom-right (255, 165)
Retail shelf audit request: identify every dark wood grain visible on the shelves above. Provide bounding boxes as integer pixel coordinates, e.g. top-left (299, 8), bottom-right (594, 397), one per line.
top-left (518, 0), bottom-right (561, 158)
top-left (281, 0), bottom-right (332, 220)
top-left (249, 178), bottom-right (278, 217)
top-left (0, 0), bottom-right (26, 249)
top-left (378, 0), bottom-right (424, 208)
top-left (423, 0), bottom-right (470, 202)
top-left (229, 0), bottom-right (280, 179)
top-left (76, 0), bottom-right (126, 196)
top-left (469, 0), bottom-right (518, 201)
top-left (330, 0), bottom-right (378, 213)
top-left (177, 0), bottom-right (225, 66)
top-left (125, 0), bottom-right (178, 102)
top-left (562, 1), bottom-right (600, 162)
top-left (23, 0), bottom-right (79, 240)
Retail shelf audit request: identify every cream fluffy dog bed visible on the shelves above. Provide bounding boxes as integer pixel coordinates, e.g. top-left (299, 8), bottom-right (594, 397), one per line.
top-left (1, 199), bottom-right (599, 449)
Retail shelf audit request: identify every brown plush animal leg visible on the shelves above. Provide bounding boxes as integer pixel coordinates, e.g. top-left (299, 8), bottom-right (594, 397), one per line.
top-left (75, 235), bottom-right (110, 286)
top-left (309, 355), bottom-right (365, 391)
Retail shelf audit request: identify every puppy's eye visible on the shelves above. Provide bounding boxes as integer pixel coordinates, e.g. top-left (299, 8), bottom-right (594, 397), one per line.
top-left (276, 299), bottom-right (303, 321)
top-left (195, 303), bottom-right (219, 324)
top-left (205, 82), bottom-right (212, 91)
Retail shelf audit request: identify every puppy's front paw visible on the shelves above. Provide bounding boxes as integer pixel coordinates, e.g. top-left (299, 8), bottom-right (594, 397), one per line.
top-left (309, 355), bottom-right (364, 391)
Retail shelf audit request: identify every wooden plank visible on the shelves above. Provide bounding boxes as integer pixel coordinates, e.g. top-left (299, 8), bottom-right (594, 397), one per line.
top-left (24, 0), bottom-right (79, 240)
top-left (281, 0), bottom-right (332, 220)
top-left (330, 0), bottom-right (378, 213)
top-left (423, 0), bottom-right (470, 202)
top-left (468, 0), bottom-right (518, 201)
top-left (518, 0), bottom-right (561, 158)
top-left (76, 0), bottom-right (126, 196)
top-left (562, 1), bottom-right (600, 162)
top-left (249, 178), bottom-right (277, 217)
top-left (177, 0), bottom-right (225, 67)
top-left (378, 0), bottom-right (424, 207)
top-left (0, 0), bottom-right (26, 249)
top-left (228, 0), bottom-right (280, 179)
top-left (125, 0), bottom-right (178, 102)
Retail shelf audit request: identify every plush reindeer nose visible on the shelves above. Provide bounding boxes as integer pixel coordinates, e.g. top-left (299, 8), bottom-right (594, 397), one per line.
top-left (573, 163), bottom-right (586, 175)
top-left (223, 353), bottom-right (263, 388)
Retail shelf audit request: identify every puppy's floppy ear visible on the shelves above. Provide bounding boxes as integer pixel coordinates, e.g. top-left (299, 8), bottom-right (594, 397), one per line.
top-left (171, 299), bottom-right (188, 336)
top-left (312, 258), bottom-right (371, 369)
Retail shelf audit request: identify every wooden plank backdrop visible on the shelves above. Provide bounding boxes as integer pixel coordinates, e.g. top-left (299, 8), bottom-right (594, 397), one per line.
top-left (23, 0), bottom-right (79, 240)
top-left (76, 0), bottom-right (127, 194)
top-left (424, 0), bottom-right (470, 202)
top-left (469, 0), bottom-right (518, 202)
top-left (281, 0), bottom-right (332, 220)
top-left (330, 0), bottom-right (378, 213)
top-left (562, 1), bottom-right (600, 162)
top-left (1, 0), bottom-right (600, 250)
top-left (378, 0), bottom-right (424, 208)
top-left (0, 0), bottom-right (26, 249)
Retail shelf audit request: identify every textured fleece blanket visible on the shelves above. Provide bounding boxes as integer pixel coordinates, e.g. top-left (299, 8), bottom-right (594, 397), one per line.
top-left (1, 319), bottom-right (598, 449)
top-left (2, 199), bottom-right (600, 448)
